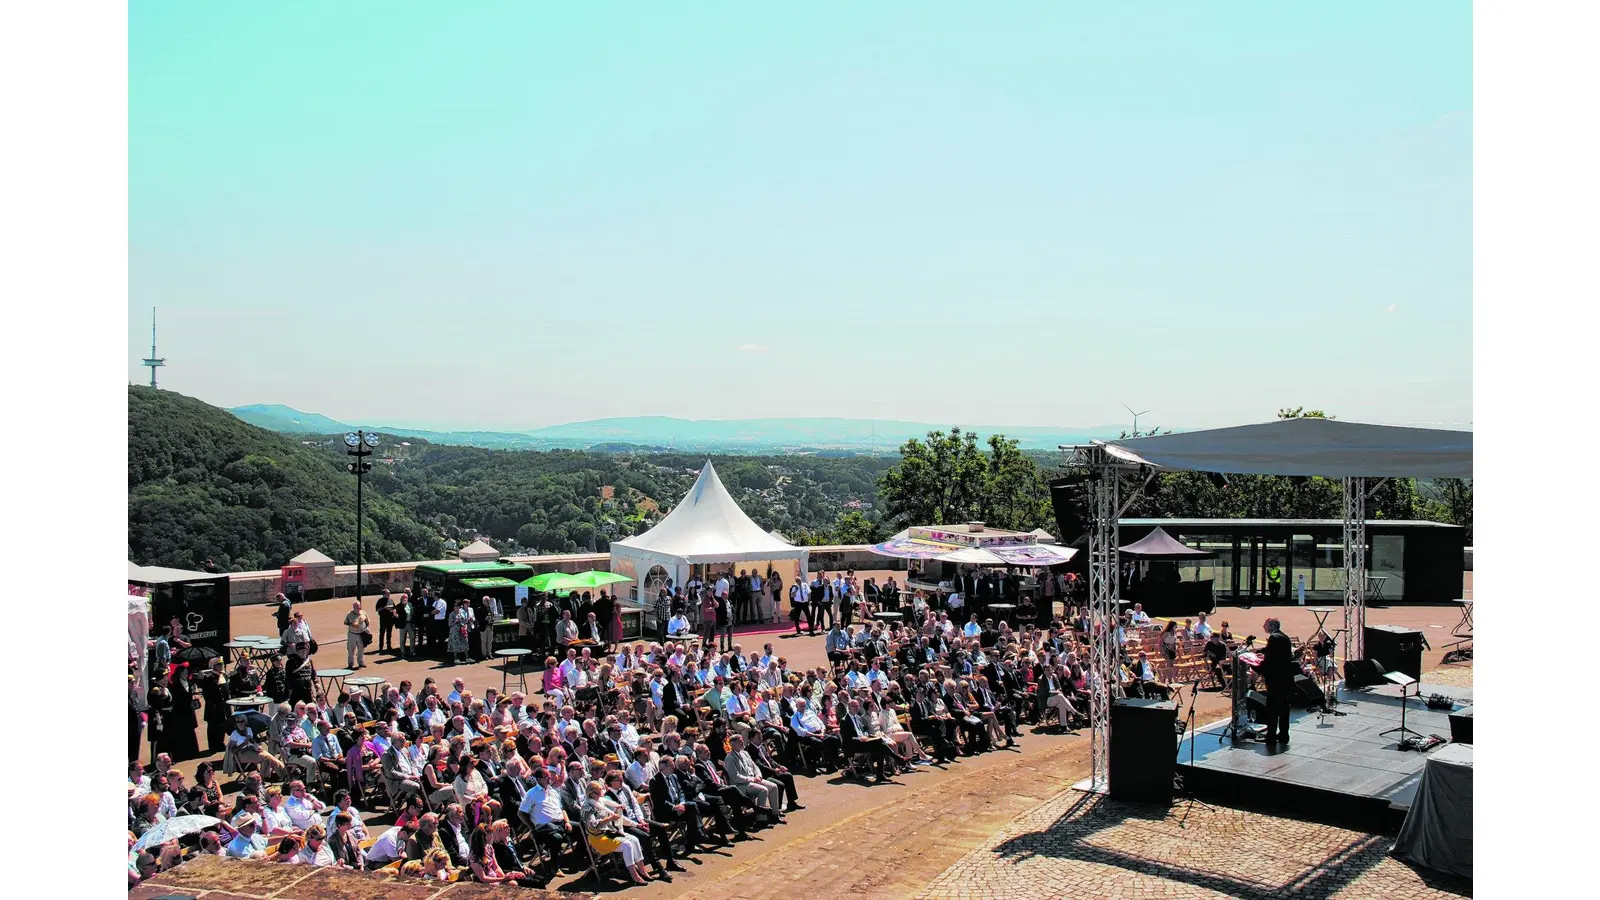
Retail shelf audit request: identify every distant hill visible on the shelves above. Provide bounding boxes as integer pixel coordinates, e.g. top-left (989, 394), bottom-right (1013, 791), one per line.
top-left (230, 404), bottom-right (353, 435)
top-left (229, 404), bottom-right (1137, 452)
top-left (527, 416), bottom-right (1132, 450)
top-left (132, 388), bottom-right (444, 571)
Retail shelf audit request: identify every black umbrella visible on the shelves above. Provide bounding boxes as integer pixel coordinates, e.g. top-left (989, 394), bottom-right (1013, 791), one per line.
top-left (174, 645), bottom-right (221, 666)
top-left (232, 710), bottom-right (273, 735)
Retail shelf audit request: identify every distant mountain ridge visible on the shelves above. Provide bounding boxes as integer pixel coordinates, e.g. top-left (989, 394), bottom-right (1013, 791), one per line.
top-left (229, 405), bottom-right (1140, 452)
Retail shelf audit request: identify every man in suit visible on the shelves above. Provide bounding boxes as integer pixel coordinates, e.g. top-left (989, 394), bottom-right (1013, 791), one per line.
top-left (723, 735), bottom-right (785, 821)
top-left (839, 699), bottom-right (894, 782)
top-left (740, 725), bottom-right (803, 811)
top-left (911, 685), bottom-right (958, 762)
top-left (437, 803), bottom-right (472, 868)
top-left (693, 743), bottom-right (759, 831)
top-left (1261, 617), bottom-right (1295, 747)
top-left (380, 732), bottom-right (425, 807)
top-left (648, 757), bottom-right (714, 852)
top-left (660, 669), bottom-right (696, 727)
top-left (677, 754), bottom-right (747, 841)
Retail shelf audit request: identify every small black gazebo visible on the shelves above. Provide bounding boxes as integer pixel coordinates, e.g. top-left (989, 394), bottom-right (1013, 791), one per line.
top-left (1119, 528), bottom-right (1216, 617)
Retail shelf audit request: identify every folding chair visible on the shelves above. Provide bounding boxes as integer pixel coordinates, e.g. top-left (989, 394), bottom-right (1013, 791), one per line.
top-left (579, 830), bottom-right (629, 884)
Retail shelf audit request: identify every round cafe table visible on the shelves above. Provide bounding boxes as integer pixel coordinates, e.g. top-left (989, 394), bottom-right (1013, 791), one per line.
top-left (874, 611), bottom-right (903, 622)
top-left (226, 695), bottom-right (271, 711)
top-left (315, 668), bottom-right (354, 700)
top-left (496, 648), bottom-right (533, 693)
top-left (343, 675), bottom-right (385, 697)
top-left (233, 635), bottom-right (272, 643)
top-left (224, 641), bottom-right (259, 667)
top-left (988, 603), bottom-right (1017, 625)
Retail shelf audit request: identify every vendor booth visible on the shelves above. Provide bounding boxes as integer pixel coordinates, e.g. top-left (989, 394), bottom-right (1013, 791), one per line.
top-left (413, 560), bottom-right (535, 607)
top-left (868, 523), bottom-right (1078, 621)
top-left (610, 462), bottom-right (810, 627)
top-left (129, 563), bottom-right (231, 655)
top-left (1117, 526), bottom-right (1216, 617)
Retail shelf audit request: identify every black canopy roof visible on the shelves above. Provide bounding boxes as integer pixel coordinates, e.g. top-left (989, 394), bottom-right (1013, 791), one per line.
top-left (1118, 527), bottom-right (1214, 560)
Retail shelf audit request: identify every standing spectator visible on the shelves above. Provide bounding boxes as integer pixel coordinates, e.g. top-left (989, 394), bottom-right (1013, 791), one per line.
top-left (395, 591), bottom-right (414, 657)
top-left (431, 592), bottom-right (450, 654)
top-left (653, 589), bottom-right (672, 641)
top-left (411, 589), bottom-right (433, 654)
top-left (274, 592), bottom-right (293, 635)
top-left (479, 594), bottom-right (503, 661)
top-left (345, 600), bottom-right (371, 669)
top-left (196, 658), bottom-right (231, 754)
top-left (448, 600), bottom-right (475, 665)
top-left (698, 592), bottom-right (718, 647)
top-left (375, 590), bottom-right (394, 653)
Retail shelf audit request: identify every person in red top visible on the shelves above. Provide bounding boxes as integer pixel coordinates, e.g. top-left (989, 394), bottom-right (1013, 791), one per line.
top-left (699, 593), bottom-right (718, 647)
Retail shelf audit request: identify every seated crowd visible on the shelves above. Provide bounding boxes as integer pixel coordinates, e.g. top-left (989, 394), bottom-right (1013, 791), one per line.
top-left (129, 586), bottom-right (1146, 890)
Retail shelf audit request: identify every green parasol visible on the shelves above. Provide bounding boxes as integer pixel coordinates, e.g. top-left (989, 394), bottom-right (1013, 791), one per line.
top-left (562, 570), bottom-right (633, 590)
top-left (520, 570), bottom-right (632, 592)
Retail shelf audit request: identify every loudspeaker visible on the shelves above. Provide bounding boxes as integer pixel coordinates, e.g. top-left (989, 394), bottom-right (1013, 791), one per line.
top-left (1364, 625), bottom-right (1425, 680)
top-left (1293, 675), bottom-right (1324, 709)
top-left (1344, 658), bottom-right (1387, 688)
top-left (1448, 705), bottom-right (1473, 744)
top-left (1245, 691), bottom-right (1269, 722)
top-left (1109, 698), bottom-right (1177, 804)
top-left (1049, 475), bottom-right (1088, 545)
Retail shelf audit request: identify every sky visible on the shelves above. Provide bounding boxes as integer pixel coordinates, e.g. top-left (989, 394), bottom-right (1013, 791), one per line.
top-left (130, 1), bottom-right (1471, 432)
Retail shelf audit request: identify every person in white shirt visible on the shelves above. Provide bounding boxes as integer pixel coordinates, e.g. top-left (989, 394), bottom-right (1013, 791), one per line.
top-left (283, 781), bottom-right (327, 831)
top-left (666, 613), bottom-right (691, 637)
top-left (714, 574), bottom-right (730, 602)
top-left (1130, 604), bottom-right (1152, 626)
top-left (624, 746), bottom-right (658, 790)
top-left (364, 823), bottom-right (414, 865)
top-left (1193, 612), bottom-right (1213, 639)
top-left (948, 591), bottom-right (965, 612)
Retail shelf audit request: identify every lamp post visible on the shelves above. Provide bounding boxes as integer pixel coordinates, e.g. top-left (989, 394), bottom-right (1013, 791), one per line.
top-left (345, 431), bottom-right (380, 602)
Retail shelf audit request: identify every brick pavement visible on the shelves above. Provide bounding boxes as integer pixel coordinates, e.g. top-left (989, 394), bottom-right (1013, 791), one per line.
top-left (917, 789), bottom-right (1472, 900)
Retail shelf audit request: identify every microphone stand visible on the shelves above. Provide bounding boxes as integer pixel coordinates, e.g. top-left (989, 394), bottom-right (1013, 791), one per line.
top-left (1172, 677), bottom-right (1214, 826)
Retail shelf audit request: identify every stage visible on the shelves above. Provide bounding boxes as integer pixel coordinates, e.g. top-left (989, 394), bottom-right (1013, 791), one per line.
top-left (1176, 682), bottom-right (1473, 830)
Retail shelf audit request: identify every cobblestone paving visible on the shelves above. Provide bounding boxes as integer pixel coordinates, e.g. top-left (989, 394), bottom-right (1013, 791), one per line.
top-left (917, 789), bottom-right (1471, 900)
top-left (1422, 662), bottom-right (1474, 689)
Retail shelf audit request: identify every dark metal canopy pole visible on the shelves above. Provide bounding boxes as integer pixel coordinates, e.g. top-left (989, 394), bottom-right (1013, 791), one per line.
top-left (345, 431), bottom-right (379, 601)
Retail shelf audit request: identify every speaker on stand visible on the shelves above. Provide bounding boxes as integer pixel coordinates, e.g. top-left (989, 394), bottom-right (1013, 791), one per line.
top-left (1109, 698), bottom-right (1177, 804)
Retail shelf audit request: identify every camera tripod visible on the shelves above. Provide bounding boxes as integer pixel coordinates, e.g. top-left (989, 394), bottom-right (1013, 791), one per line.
top-left (1172, 678), bottom-right (1215, 826)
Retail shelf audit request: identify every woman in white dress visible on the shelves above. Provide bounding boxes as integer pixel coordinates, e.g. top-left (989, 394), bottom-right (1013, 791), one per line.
top-left (866, 696), bottom-right (927, 766)
top-left (580, 780), bottom-right (651, 884)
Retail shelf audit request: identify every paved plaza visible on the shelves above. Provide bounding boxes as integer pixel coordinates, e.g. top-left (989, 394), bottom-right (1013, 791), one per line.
top-left (918, 788), bottom-right (1472, 900)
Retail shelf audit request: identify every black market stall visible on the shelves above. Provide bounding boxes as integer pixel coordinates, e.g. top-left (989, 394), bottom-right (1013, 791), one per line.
top-left (413, 561), bottom-right (535, 605)
top-left (1117, 527), bottom-right (1216, 617)
top-left (128, 563), bottom-right (232, 655)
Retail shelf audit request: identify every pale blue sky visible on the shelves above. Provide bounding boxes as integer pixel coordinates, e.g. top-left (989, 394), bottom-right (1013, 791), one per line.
top-left (130, 1), bottom-right (1471, 431)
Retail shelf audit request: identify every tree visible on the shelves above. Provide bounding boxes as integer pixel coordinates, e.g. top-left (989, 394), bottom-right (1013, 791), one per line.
top-left (879, 428), bottom-right (1053, 532)
top-left (830, 510), bottom-right (883, 545)
top-left (879, 428), bottom-right (988, 527)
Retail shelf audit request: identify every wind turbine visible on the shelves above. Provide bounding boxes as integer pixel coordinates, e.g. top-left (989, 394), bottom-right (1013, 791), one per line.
top-left (1123, 404), bottom-right (1154, 437)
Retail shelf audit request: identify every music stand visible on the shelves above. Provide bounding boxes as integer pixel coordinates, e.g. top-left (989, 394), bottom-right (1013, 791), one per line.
top-left (1378, 671), bottom-right (1424, 748)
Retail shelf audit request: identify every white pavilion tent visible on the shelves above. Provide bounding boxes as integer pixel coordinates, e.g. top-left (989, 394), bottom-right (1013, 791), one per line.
top-left (609, 461), bottom-right (809, 603)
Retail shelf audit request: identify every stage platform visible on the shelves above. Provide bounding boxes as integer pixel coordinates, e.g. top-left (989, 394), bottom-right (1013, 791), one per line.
top-left (1176, 682), bottom-right (1473, 830)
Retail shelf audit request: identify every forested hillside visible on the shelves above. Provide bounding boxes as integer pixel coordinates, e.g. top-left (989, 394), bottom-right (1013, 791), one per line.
top-left (129, 387), bottom-right (443, 570)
